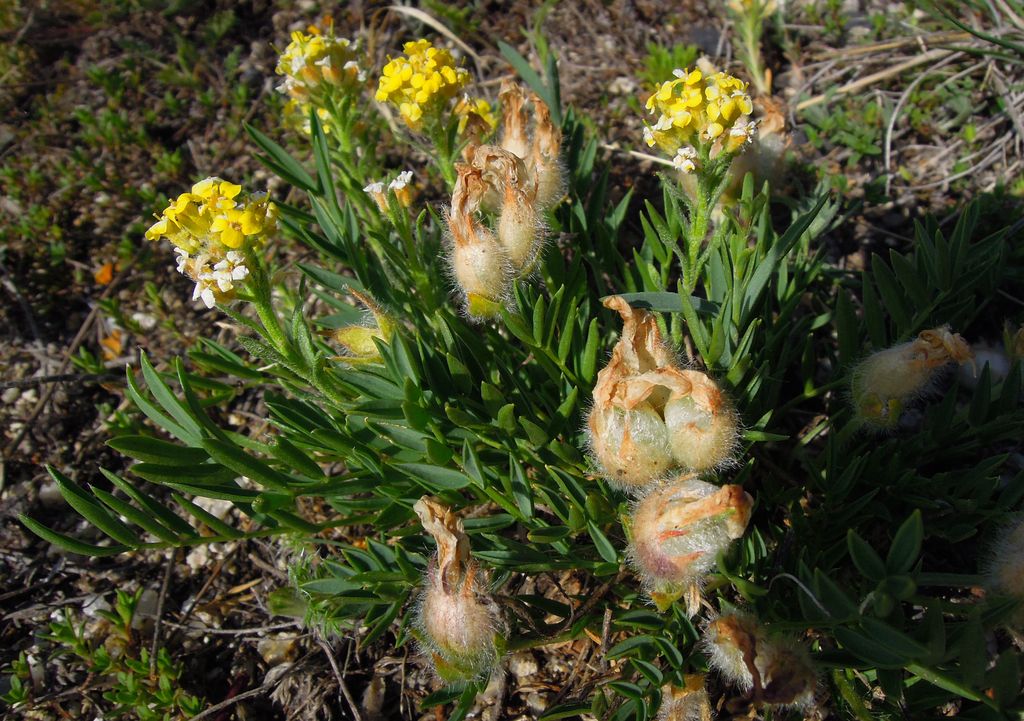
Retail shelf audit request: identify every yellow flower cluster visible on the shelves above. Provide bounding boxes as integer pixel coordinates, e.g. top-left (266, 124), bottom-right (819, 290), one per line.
top-left (145, 178), bottom-right (276, 308)
top-left (375, 39), bottom-right (470, 130)
top-left (275, 20), bottom-right (365, 135)
top-left (276, 21), bottom-right (365, 99)
top-left (643, 68), bottom-right (755, 169)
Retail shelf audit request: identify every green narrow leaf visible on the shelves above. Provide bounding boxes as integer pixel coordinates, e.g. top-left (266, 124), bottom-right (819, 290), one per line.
top-left (611, 292), bottom-right (718, 316)
top-left (835, 289), bottom-right (859, 368)
top-left (107, 436), bottom-right (209, 466)
top-left (834, 627), bottom-right (908, 668)
top-left (498, 41), bottom-right (558, 123)
top-left (310, 109), bottom-right (335, 201)
top-left (509, 454), bottom-right (534, 518)
top-left (527, 525), bottom-right (571, 543)
top-left (270, 438), bottom-right (325, 479)
top-left (860, 617), bottom-right (928, 660)
top-left (588, 521), bottom-right (619, 563)
top-left (871, 253), bottom-right (911, 331)
top-left (200, 438), bottom-right (294, 491)
top-left (847, 529), bottom-right (886, 581)
top-left (18, 515), bottom-right (129, 557)
top-left (172, 494), bottom-right (244, 539)
top-left (139, 353), bottom-right (204, 442)
top-left (124, 368), bottom-right (197, 446)
top-left (90, 486), bottom-right (180, 544)
top-left (887, 509), bottom-right (923, 574)
top-left (48, 467), bottom-right (140, 547)
top-left (395, 462), bottom-right (471, 490)
top-left (579, 317), bottom-right (600, 385)
top-left (888, 250), bottom-right (930, 308)
top-left (813, 568), bottom-right (858, 618)
top-left (244, 122), bottom-right (318, 193)
top-left (532, 293), bottom-right (547, 345)
top-left (99, 468), bottom-right (196, 537)
top-left (958, 614), bottom-right (986, 687)
top-left (861, 274), bottom-right (887, 349)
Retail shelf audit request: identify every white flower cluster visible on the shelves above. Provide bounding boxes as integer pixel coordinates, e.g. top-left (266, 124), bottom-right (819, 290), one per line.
top-left (174, 249), bottom-right (250, 308)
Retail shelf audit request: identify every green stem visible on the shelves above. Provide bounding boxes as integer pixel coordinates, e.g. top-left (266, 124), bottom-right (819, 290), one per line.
top-left (250, 274), bottom-right (290, 357)
top-left (831, 670), bottom-right (874, 721)
top-left (685, 173), bottom-right (713, 293)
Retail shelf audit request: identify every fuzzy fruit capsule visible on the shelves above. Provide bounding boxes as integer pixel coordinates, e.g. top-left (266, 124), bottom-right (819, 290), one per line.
top-left (630, 478), bottom-right (753, 612)
top-left (704, 611), bottom-right (816, 709)
top-left (414, 497), bottom-right (503, 683)
top-left (589, 402), bottom-right (675, 486)
top-left (657, 676), bottom-right (713, 721)
top-left (447, 164), bottom-right (512, 317)
top-left (852, 325), bottom-right (972, 428)
top-left (664, 386), bottom-right (738, 472)
top-left (466, 145), bottom-right (545, 273)
top-left (587, 296), bottom-right (739, 488)
top-left (983, 516), bottom-right (1024, 628)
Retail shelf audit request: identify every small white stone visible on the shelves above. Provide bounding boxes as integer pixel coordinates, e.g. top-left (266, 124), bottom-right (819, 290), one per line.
top-left (508, 651), bottom-right (538, 678)
top-left (257, 634), bottom-right (299, 665)
top-left (131, 312), bottom-right (158, 331)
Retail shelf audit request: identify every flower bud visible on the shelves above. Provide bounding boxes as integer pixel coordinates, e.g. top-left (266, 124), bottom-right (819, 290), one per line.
top-left (330, 290), bottom-right (395, 364)
top-left (447, 164), bottom-right (512, 317)
top-left (414, 497), bottom-right (503, 683)
top-left (630, 478), bottom-right (753, 612)
top-left (657, 676), bottom-right (713, 721)
top-left (852, 325), bottom-right (973, 428)
top-left (704, 611), bottom-right (816, 709)
top-left (588, 297), bottom-right (739, 487)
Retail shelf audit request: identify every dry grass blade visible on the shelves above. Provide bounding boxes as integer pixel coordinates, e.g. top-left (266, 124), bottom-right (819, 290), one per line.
top-left (813, 30), bottom-right (972, 59)
top-left (797, 48), bottom-right (952, 111)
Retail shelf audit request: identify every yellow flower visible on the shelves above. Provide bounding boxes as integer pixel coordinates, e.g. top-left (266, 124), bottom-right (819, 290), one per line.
top-left (191, 177), bottom-right (240, 213)
top-left (145, 179), bottom-right (275, 309)
top-left (375, 38), bottom-right (470, 130)
top-left (210, 207), bottom-right (261, 249)
top-left (643, 65), bottom-right (755, 157)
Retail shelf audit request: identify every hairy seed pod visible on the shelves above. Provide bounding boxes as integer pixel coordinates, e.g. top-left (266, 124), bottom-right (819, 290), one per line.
top-left (466, 145), bottom-right (544, 273)
top-left (590, 401), bottom-right (675, 486)
top-left (499, 80), bottom-right (532, 162)
top-left (852, 325), bottom-right (972, 428)
top-left (704, 611), bottom-right (817, 709)
top-left (448, 164), bottom-right (512, 316)
top-left (528, 90), bottom-right (564, 209)
top-left (588, 296), bottom-right (739, 487)
top-left (983, 516), bottom-right (1024, 628)
top-left (414, 497), bottom-right (503, 683)
top-left (657, 676), bottom-right (713, 721)
top-left (664, 380), bottom-right (739, 472)
top-left (630, 478), bottom-right (753, 612)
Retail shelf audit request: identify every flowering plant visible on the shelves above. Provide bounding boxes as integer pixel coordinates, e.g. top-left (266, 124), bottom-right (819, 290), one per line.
top-left (19, 23), bottom-right (1024, 721)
